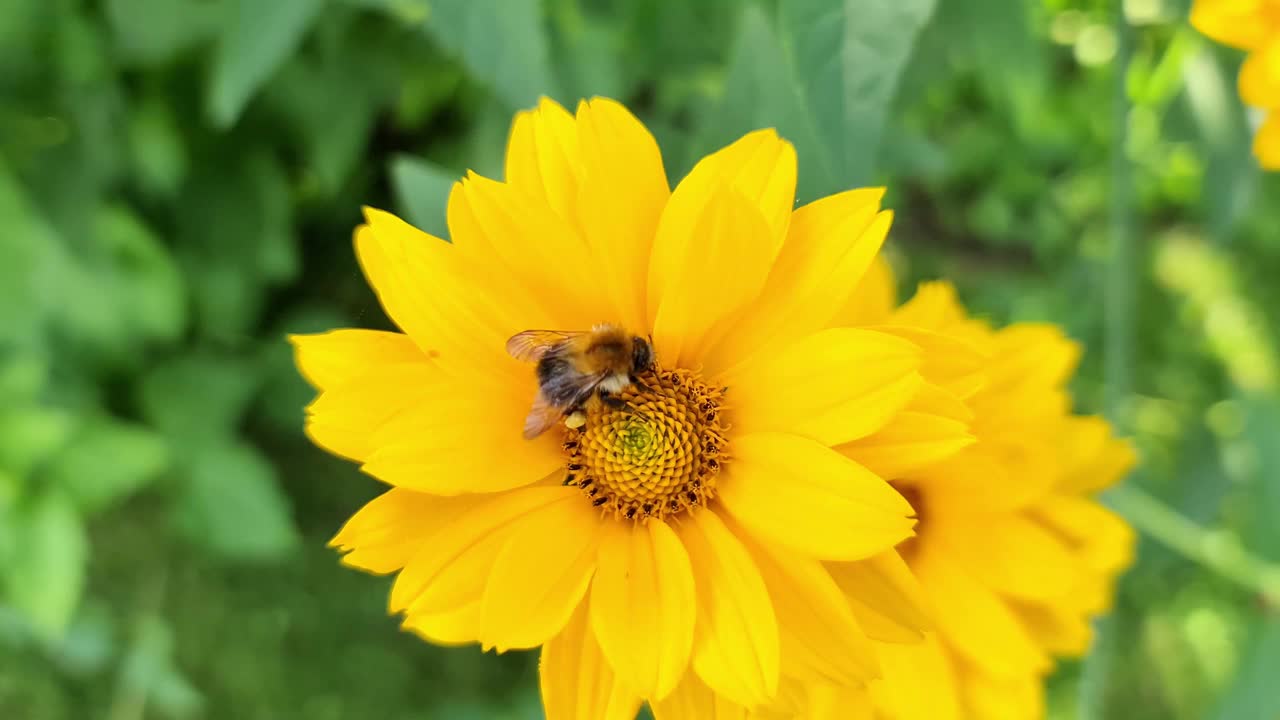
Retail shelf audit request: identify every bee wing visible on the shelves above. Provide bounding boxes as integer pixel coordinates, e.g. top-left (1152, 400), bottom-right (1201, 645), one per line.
top-left (521, 372), bottom-right (612, 440)
top-left (505, 330), bottom-right (584, 363)
top-left (523, 392), bottom-right (567, 439)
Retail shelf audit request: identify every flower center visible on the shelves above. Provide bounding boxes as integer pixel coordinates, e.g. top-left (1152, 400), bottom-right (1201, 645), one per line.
top-left (561, 367), bottom-right (727, 521)
top-left (893, 483), bottom-right (926, 561)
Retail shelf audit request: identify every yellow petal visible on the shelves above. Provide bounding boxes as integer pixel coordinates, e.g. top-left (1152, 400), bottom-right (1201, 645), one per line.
top-left (648, 130), bottom-right (796, 329)
top-left (330, 488), bottom-right (483, 574)
top-left (913, 542), bottom-right (1050, 676)
top-left (504, 97), bottom-right (582, 221)
top-left (1056, 416), bottom-right (1137, 494)
top-left (718, 433), bottom-right (915, 561)
top-left (870, 325), bottom-right (988, 400)
top-left (738, 530), bottom-right (879, 686)
top-left (304, 362), bottom-right (438, 461)
top-left (1191, 0), bottom-right (1275, 49)
top-left (589, 519), bottom-right (696, 700)
top-left (986, 323), bottom-right (1081, 396)
top-left (838, 410), bottom-right (974, 481)
top-left (833, 254), bottom-right (898, 327)
top-left (869, 634), bottom-right (962, 720)
top-left (1012, 599), bottom-right (1093, 656)
top-left (479, 495), bottom-right (604, 651)
top-left (390, 487), bottom-right (577, 616)
top-left (574, 97), bottom-right (671, 331)
top-left (651, 185), bottom-right (776, 370)
top-left (1033, 496), bottom-right (1136, 575)
top-left (931, 513), bottom-right (1080, 601)
top-left (540, 603), bottom-right (642, 720)
top-left (447, 173), bottom-right (602, 330)
top-left (359, 377), bottom-right (562, 494)
top-left (704, 190), bottom-right (889, 370)
top-left (650, 673), bottom-right (752, 720)
top-left (1257, 111), bottom-right (1280, 168)
top-left (356, 209), bottom-right (526, 376)
top-left (827, 550), bottom-right (933, 643)
top-left (957, 662), bottom-right (1046, 720)
top-left (909, 444), bottom-right (1052, 514)
top-left (290, 330), bottom-right (425, 391)
top-left (679, 510), bottom-right (780, 708)
top-left (1240, 39), bottom-right (1280, 108)
top-left (723, 328), bottom-right (923, 446)
top-left (805, 683), bottom-right (877, 720)
top-left (402, 601), bottom-right (482, 646)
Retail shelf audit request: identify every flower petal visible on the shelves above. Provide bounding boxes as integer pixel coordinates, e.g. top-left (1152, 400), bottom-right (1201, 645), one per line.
top-left (330, 488), bottom-right (482, 574)
top-left (648, 130), bottom-right (796, 332)
top-left (574, 97), bottom-right (670, 331)
top-left (738, 530), bottom-right (879, 686)
top-left (957, 662), bottom-right (1046, 720)
top-left (290, 330), bottom-right (425, 391)
top-left (833, 254), bottom-right (897, 327)
top-left (480, 495), bottom-right (604, 651)
top-left (589, 518), bottom-right (696, 700)
top-left (540, 603), bottom-right (642, 720)
top-left (402, 601), bottom-right (482, 646)
top-left (356, 209), bottom-right (524, 376)
top-left (447, 172), bottom-right (602, 330)
top-left (1190, 0), bottom-right (1275, 49)
top-left (1012, 600), bottom-right (1093, 656)
top-left (838, 410), bottom-right (974, 482)
top-left (912, 542), bottom-right (1050, 676)
top-left (1033, 496), bottom-right (1136, 576)
top-left (359, 376), bottom-right (562, 494)
top-left (871, 325), bottom-right (988, 399)
top-left (390, 487), bottom-right (576, 616)
top-left (868, 634), bottom-right (962, 720)
top-left (504, 97), bottom-right (582, 220)
top-left (723, 328), bottom-right (923, 446)
top-left (651, 185), bottom-right (776, 370)
top-left (1257, 111), bottom-right (1280, 169)
top-left (718, 433), bottom-right (915, 561)
top-left (703, 190), bottom-right (889, 372)
top-left (826, 550), bottom-right (933, 643)
top-left (932, 513), bottom-right (1080, 602)
top-left (1240, 39), bottom-right (1280, 109)
top-left (679, 510), bottom-right (780, 708)
top-left (650, 674), bottom-right (752, 720)
top-left (304, 362), bottom-right (438, 462)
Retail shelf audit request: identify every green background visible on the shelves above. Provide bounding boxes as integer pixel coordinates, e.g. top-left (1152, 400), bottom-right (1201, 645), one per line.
top-left (3, 0), bottom-right (1279, 718)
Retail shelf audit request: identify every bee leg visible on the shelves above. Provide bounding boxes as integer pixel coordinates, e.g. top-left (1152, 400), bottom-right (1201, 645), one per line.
top-left (598, 391), bottom-right (627, 410)
top-left (629, 376), bottom-right (653, 393)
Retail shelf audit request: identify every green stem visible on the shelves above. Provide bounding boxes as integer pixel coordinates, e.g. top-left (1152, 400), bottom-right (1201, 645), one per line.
top-left (1108, 484), bottom-right (1280, 604)
top-left (1083, 3), bottom-right (1136, 718)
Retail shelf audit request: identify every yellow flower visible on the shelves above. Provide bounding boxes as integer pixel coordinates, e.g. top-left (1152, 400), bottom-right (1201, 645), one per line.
top-left (290, 98), bottom-right (970, 717)
top-left (1191, 0), bottom-right (1280, 168)
top-left (811, 279), bottom-right (1137, 720)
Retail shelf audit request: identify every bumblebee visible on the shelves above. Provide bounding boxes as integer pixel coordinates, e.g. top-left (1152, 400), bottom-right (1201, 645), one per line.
top-left (506, 324), bottom-right (654, 439)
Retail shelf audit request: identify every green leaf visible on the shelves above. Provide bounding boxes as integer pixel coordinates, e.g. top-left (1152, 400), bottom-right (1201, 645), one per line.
top-left (105, 0), bottom-right (219, 67)
top-left (207, 0), bottom-right (324, 128)
top-left (128, 94), bottom-right (189, 197)
top-left (777, 0), bottom-right (938, 192)
top-left (423, 0), bottom-right (560, 109)
top-left (137, 353), bottom-right (260, 448)
top-left (390, 154), bottom-right (458, 238)
top-left (43, 416), bottom-right (170, 514)
top-left (1211, 620), bottom-right (1280, 719)
top-left (0, 406), bottom-right (74, 480)
top-left (95, 204), bottom-right (188, 345)
top-left (173, 443), bottom-right (298, 562)
top-left (119, 616), bottom-right (204, 718)
top-left (710, 6), bottom-right (830, 200)
top-left (1, 491), bottom-right (87, 639)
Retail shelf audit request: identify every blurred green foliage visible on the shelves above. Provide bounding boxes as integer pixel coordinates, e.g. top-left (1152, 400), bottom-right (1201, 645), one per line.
top-left (2, 0), bottom-right (1278, 718)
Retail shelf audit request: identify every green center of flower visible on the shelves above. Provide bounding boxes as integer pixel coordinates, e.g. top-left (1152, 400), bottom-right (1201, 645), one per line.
top-left (561, 367), bottom-right (727, 520)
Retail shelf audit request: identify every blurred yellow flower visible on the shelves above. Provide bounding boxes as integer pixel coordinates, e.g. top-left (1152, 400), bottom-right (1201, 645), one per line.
top-left (1191, 0), bottom-right (1280, 168)
top-left (290, 98), bottom-right (971, 718)
top-left (798, 277), bottom-right (1137, 720)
